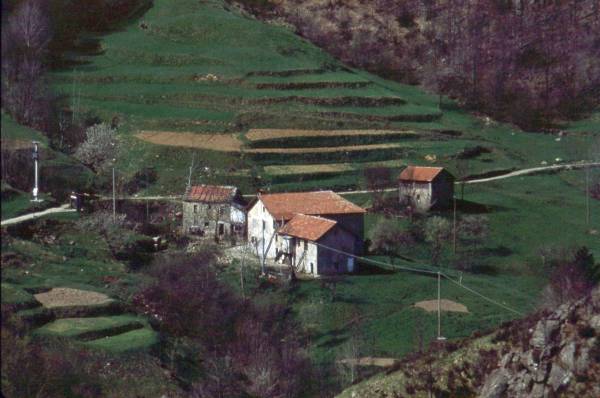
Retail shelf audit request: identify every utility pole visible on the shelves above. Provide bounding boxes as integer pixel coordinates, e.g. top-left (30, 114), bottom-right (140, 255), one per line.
top-left (585, 165), bottom-right (590, 226)
top-left (112, 167), bottom-right (116, 221)
top-left (437, 271), bottom-right (446, 341)
top-left (31, 141), bottom-right (42, 202)
top-left (453, 196), bottom-right (457, 255)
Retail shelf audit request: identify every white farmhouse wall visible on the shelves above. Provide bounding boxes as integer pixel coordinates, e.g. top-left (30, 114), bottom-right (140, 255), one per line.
top-left (247, 199), bottom-right (279, 259)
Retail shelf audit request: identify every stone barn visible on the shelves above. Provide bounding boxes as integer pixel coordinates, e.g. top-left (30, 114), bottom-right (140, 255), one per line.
top-left (182, 185), bottom-right (246, 240)
top-left (398, 166), bottom-right (455, 211)
top-left (247, 191), bottom-right (365, 277)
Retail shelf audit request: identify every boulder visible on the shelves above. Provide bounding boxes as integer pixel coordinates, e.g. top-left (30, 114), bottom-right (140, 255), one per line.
top-left (547, 363), bottom-right (572, 391)
top-left (479, 368), bottom-right (509, 398)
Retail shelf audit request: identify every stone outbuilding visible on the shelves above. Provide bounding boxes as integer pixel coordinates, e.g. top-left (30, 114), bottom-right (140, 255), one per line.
top-left (182, 184), bottom-right (246, 240)
top-left (398, 166), bottom-right (455, 211)
top-left (247, 191), bottom-right (365, 277)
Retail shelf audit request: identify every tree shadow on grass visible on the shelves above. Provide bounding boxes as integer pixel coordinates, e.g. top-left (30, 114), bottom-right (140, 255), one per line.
top-left (456, 199), bottom-right (511, 214)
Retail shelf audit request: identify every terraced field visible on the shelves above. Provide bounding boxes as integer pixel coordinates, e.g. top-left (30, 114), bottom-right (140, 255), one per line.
top-left (5, 282), bottom-right (158, 354)
top-left (48, 0), bottom-right (594, 195)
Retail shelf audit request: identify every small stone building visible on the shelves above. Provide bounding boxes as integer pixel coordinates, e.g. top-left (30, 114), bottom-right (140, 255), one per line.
top-left (398, 166), bottom-right (455, 211)
top-left (247, 190), bottom-right (365, 277)
top-left (182, 185), bottom-right (246, 239)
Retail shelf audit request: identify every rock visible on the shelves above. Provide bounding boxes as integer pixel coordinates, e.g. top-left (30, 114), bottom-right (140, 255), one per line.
top-left (530, 382), bottom-right (546, 398)
top-left (479, 368), bottom-right (509, 398)
top-left (500, 353), bottom-right (513, 368)
top-left (547, 363), bottom-right (572, 391)
top-left (559, 342), bottom-right (576, 370)
top-left (574, 345), bottom-right (590, 375)
top-left (531, 320), bottom-right (559, 348)
top-left (590, 315), bottom-right (600, 332)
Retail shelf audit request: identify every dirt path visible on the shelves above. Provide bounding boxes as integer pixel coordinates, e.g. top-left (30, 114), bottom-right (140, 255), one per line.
top-left (1, 204), bottom-right (75, 226)
top-left (336, 161), bottom-right (600, 195)
top-left (463, 161), bottom-right (600, 184)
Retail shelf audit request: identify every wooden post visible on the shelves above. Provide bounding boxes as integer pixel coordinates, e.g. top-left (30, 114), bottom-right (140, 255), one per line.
top-left (586, 165), bottom-right (590, 226)
top-left (112, 167), bottom-right (116, 222)
top-left (437, 271), bottom-right (441, 340)
top-left (453, 197), bottom-right (457, 255)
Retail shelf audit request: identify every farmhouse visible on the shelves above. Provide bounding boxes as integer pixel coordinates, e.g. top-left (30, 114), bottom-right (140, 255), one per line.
top-left (182, 184), bottom-right (246, 239)
top-left (247, 191), bottom-right (365, 277)
top-left (398, 166), bottom-right (454, 211)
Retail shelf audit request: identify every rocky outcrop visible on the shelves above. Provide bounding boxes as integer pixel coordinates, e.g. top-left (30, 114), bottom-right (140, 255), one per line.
top-left (337, 286), bottom-right (599, 398)
top-left (480, 286), bottom-right (600, 398)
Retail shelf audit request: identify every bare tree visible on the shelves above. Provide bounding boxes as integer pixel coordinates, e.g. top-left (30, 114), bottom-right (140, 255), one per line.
top-left (425, 216), bottom-right (451, 266)
top-left (370, 218), bottom-right (414, 264)
top-left (540, 247), bottom-right (597, 308)
top-left (1, 0), bottom-right (52, 130)
top-left (74, 123), bottom-right (117, 171)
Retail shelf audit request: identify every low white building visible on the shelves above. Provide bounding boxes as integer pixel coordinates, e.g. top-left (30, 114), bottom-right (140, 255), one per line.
top-left (247, 191), bottom-right (365, 277)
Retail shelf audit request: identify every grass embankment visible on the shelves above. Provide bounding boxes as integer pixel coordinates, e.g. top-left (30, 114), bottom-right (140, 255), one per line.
top-left (1, 217), bottom-right (158, 353)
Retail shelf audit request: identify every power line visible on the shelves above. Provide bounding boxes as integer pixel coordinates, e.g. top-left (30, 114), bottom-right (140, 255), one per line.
top-left (311, 240), bottom-right (439, 276)
top-left (311, 240), bottom-right (526, 316)
top-left (441, 272), bottom-right (524, 316)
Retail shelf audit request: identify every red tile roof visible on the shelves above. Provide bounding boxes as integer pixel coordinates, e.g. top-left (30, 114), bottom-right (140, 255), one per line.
top-left (278, 214), bottom-right (337, 241)
top-left (258, 190), bottom-right (366, 220)
top-left (184, 185), bottom-right (237, 203)
top-left (399, 166), bottom-right (446, 183)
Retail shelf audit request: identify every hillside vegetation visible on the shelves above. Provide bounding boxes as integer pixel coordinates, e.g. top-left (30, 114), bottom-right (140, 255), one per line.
top-left (47, 0), bottom-right (595, 196)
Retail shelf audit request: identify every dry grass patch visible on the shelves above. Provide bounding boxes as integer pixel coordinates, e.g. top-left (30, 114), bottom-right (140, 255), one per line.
top-left (246, 128), bottom-right (415, 141)
top-left (34, 287), bottom-right (114, 308)
top-left (136, 131), bottom-right (243, 151)
top-left (414, 299), bottom-right (469, 313)
top-left (136, 131), bottom-right (404, 153)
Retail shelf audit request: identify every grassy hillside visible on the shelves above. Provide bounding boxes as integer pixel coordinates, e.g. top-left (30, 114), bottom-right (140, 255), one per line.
top-left (49, 0), bottom-right (594, 195)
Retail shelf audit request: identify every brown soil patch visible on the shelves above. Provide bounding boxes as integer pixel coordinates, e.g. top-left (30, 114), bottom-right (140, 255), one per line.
top-left (246, 128), bottom-right (414, 141)
top-left (136, 131), bottom-right (242, 151)
top-left (338, 357), bottom-right (400, 368)
top-left (414, 299), bottom-right (469, 313)
top-left (136, 131), bottom-right (403, 153)
top-left (1, 139), bottom-right (34, 151)
top-left (34, 287), bottom-right (114, 308)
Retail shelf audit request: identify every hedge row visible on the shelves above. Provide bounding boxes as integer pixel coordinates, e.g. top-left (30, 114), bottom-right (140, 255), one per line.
top-left (249, 95), bottom-right (406, 107)
top-left (250, 146), bottom-right (408, 165)
top-left (247, 132), bottom-right (419, 149)
top-left (316, 110), bottom-right (443, 123)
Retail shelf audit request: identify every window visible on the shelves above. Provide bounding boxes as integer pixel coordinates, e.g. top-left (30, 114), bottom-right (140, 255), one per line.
top-left (304, 240), bottom-right (307, 250)
top-left (204, 222), bottom-right (209, 227)
top-left (262, 220), bottom-right (266, 230)
top-left (273, 220), bottom-right (277, 229)
top-left (193, 205), bottom-right (198, 213)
